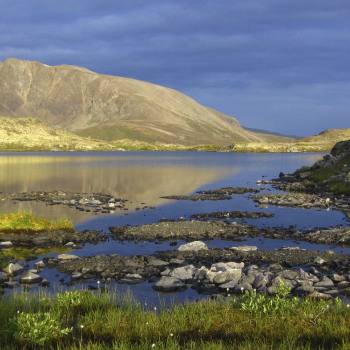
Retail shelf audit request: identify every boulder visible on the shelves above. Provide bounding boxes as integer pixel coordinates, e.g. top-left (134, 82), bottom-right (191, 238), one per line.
top-left (153, 277), bottom-right (186, 292)
top-left (20, 272), bottom-right (42, 284)
top-left (177, 241), bottom-right (208, 252)
top-left (170, 265), bottom-right (196, 281)
top-left (0, 241), bottom-right (13, 248)
top-left (3, 263), bottom-right (23, 276)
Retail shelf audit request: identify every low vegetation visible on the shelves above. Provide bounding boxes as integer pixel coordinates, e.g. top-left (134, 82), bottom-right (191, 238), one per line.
top-left (0, 287), bottom-right (349, 349)
top-left (0, 212), bottom-right (74, 233)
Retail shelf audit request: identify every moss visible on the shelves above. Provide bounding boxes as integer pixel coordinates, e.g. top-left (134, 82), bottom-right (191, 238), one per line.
top-left (0, 212), bottom-right (74, 233)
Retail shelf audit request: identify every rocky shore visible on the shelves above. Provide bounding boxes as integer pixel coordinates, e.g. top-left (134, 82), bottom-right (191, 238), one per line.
top-left (162, 186), bottom-right (258, 201)
top-left (0, 229), bottom-right (107, 248)
top-left (44, 244), bottom-right (350, 299)
top-left (0, 191), bottom-right (128, 214)
top-left (110, 220), bottom-right (350, 246)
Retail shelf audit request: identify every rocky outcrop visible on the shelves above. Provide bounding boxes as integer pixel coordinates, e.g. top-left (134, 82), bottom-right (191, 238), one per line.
top-left (276, 140), bottom-right (350, 195)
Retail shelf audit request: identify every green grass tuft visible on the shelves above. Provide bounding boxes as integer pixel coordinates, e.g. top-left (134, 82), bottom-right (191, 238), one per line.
top-left (0, 212), bottom-right (74, 233)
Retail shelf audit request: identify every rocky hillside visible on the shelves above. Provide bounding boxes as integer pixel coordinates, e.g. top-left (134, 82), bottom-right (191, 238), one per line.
top-left (0, 58), bottom-right (292, 146)
top-left (282, 140), bottom-right (350, 195)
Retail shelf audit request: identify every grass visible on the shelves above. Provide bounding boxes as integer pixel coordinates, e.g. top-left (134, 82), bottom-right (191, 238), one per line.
top-left (1, 288), bottom-right (350, 349)
top-left (0, 212), bottom-right (74, 233)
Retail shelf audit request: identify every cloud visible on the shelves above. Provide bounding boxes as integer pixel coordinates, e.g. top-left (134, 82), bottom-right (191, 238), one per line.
top-left (0, 0), bottom-right (349, 135)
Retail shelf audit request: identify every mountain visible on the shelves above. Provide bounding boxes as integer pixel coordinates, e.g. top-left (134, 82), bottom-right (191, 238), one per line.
top-left (233, 128), bottom-right (350, 153)
top-left (0, 58), bottom-right (292, 146)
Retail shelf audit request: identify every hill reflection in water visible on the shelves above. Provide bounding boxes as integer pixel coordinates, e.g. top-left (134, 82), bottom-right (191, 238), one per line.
top-left (0, 152), bottom-right (233, 223)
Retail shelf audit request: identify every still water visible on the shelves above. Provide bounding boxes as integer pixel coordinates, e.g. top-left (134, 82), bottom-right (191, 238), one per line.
top-left (0, 151), bottom-right (348, 305)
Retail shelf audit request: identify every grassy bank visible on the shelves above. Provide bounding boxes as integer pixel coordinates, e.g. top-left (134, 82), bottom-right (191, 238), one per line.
top-left (0, 288), bottom-right (350, 349)
top-left (0, 212), bottom-right (73, 233)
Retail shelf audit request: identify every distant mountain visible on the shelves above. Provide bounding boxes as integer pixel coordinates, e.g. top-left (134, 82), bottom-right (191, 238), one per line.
top-left (0, 58), bottom-right (292, 146)
top-left (233, 128), bottom-right (350, 153)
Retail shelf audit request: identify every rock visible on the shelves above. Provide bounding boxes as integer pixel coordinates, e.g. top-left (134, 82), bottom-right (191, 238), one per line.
top-left (314, 256), bottom-right (326, 265)
top-left (71, 272), bottom-right (83, 280)
top-left (331, 273), bottom-right (346, 282)
top-left (230, 245), bottom-right (258, 252)
top-left (177, 241), bottom-right (208, 252)
top-left (207, 262), bottom-right (244, 285)
top-left (64, 242), bottom-right (76, 248)
top-left (211, 262), bottom-right (244, 271)
top-left (170, 265), bottom-right (196, 281)
top-left (295, 284), bottom-right (315, 296)
top-left (194, 266), bottom-right (209, 280)
top-left (20, 272), bottom-right (42, 284)
top-left (0, 272), bottom-right (8, 282)
top-left (279, 270), bottom-right (298, 280)
top-left (337, 281), bottom-right (350, 289)
top-left (253, 273), bottom-right (272, 289)
top-left (308, 291), bottom-right (332, 300)
top-left (35, 260), bottom-right (45, 269)
top-left (314, 277), bottom-right (334, 288)
top-left (124, 273), bottom-right (143, 280)
top-left (0, 241), bottom-right (13, 248)
top-left (212, 270), bottom-right (242, 285)
top-left (57, 254), bottom-right (80, 261)
top-left (218, 281), bottom-right (238, 291)
top-left (153, 277), bottom-right (186, 292)
top-left (3, 263), bottom-right (23, 276)
top-left (148, 258), bottom-right (169, 267)
top-left (40, 279), bottom-right (50, 287)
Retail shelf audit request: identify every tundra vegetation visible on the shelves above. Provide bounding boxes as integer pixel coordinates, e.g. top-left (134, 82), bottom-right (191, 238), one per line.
top-left (1, 287), bottom-right (350, 349)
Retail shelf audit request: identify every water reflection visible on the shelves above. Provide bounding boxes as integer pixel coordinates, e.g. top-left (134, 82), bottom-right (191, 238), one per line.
top-left (0, 152), bottom-right (233, 223)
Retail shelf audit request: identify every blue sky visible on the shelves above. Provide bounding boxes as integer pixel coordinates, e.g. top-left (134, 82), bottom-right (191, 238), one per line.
top-left (0, 0), bottom-right (349, 136)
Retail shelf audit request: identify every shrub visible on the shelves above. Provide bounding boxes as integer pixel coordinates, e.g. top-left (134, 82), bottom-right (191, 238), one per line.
top-left (13, 311), bottom-right (72, 346)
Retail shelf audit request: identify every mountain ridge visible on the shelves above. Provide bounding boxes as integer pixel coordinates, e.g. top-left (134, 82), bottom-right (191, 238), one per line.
top-left (0, 58), bottom-right (292, 146)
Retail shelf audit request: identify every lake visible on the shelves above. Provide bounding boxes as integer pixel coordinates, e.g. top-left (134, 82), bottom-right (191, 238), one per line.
top-left (0, 151), bottom-right (349, 306)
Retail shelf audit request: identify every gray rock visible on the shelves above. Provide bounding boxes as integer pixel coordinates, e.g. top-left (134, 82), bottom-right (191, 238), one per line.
top-left (314, 277), bottom-right (334, 288)
top-left (279, 270), bottom-right (298, 280)
top-left (218, 281), bottom-right (238, 291)
top-left (125, 273), bottom-right (143, 280)
top-left (148, 258), bottom-right (169, 267)
top-left (314, 257), bottom-right (326, 265)
top-left (212, 270), bottom-right (242, 285)
top-left (57, 254), bottom-right (80, 261)
top-left (0, 272), bottom-right (8, 282)
top-left (170, 265), bottom-right (196, 281)
top-left (230, 245), bottom-right (257, 252)
top-left (253, 273), bottom-right (272, 289)
top-left (177, 241), bottom-right (208, 252)
top-left (295, 284), bottom-right (315, 296)
top-left (337, 281), bottom-right (350, 289)
top-left (35, 260), bottom-right (45, 269)
top-left (20, 272), bottom-right (42, 284)
top-left (308, 291), bottom-right (332, 300)
top-left (331, 273), bottom-right (346, 283)
top-left (3, 263), bottom-right (23, 276)
top-left (0, 241), bottom-right (13, 248)
top-left (153, 277), bottom-right (186, 292)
